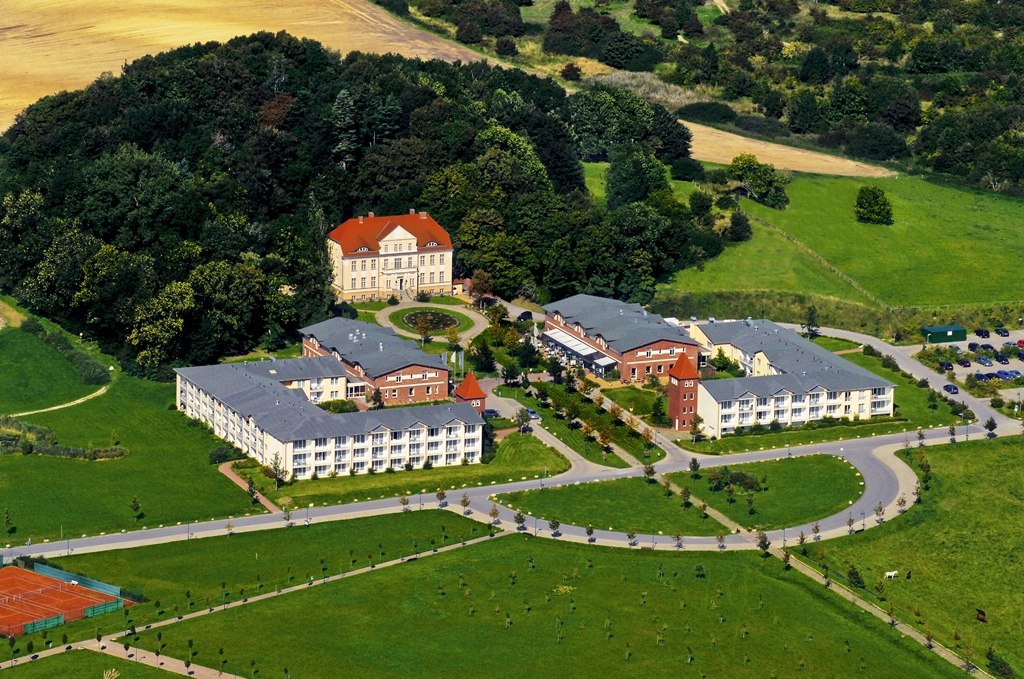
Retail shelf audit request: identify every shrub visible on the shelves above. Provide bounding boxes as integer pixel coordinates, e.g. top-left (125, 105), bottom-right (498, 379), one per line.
top-left (670, 157), bottom-right (705, 181)
top-left (457, 21), bottom-right (483, 44)
top-left (415, 291), bottom-right (431, 303)
top-left (677, 101), bottom-right (737, 124)
top-left (386, 294), bottom-right (400, 306)
top-left (560, 63), bottom-right (582, 81)
top-left (495, 36), bottom-right (518, 56)
top-left (844, 123), bottom-right (909, 161)
top-left (734, 114), bottom-right (790, 138)
top-left (855, 185), bottom-right (894, 225)
top-left (19, 317), bottom-right (43, 335)
top-left (209, 446), bottom-right (246, 465)
top-left (319, 399), bottom-right (360, 414)
top-left (991, 397), bottom-right (1005, 409)
top-left (373, 0), bottom-right (409, 13)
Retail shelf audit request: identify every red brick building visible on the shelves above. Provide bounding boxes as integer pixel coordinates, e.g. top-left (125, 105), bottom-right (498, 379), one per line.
top-left (667, 354), bottom-right (701, 431)
top-left (300, 318), bottom-right (449, 406)
top-left (542, 294), bottom-right (699, 382)
top-left (453, 372), bottom-right (487, 413)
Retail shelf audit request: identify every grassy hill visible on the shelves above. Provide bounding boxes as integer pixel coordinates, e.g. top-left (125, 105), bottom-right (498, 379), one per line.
top-left (0, 328), bottom-right (97, 414)
top-left (652, 171), bottom-right (1024, 330)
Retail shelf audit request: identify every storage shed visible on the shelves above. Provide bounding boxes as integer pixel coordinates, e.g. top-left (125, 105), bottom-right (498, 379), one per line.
top-left (921, 325), bottom-right (967, 343)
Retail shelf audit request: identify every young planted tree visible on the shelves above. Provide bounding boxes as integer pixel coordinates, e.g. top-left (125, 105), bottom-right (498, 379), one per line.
top-left (585, 523), bottom-right (595, 542)
top-left (489, 504), bottom-right (501, 525)
top-left (680, 486), bottom-right (691, 507)
top-left (514, 408), bottom-right (531, 432)
top-left (755, 531), bottom-right (771, 556)
top-left (643, 464), bottom-right (656, 483)
top-left (129, 496), bottom-right (142, 523)
top-left (548, 518), bottom-right (561, 536)
top-left (688, 457), bottom-right (701, 478)
top-left (847, 564), bottom-right (866, 589)
top-left (513, 511), bottom-right (526, 531)
top-left (270, 453), bottom-right (285, 489)
top-left (436, 489), bottom-right (447, 507)
top-left (984, 416), bottom-right (998, 437)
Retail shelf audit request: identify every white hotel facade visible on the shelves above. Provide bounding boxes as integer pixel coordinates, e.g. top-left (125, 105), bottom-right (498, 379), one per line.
top-left (175, 357), bottom-right (482, 480)
top-left (688, 320), bottom-right (895, 439)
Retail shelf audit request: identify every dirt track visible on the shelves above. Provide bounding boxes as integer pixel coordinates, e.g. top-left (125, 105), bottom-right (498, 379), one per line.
top-left (683, 120), bottom-right (896, 177)
top-left (0, 0), bottom-right (485, 131)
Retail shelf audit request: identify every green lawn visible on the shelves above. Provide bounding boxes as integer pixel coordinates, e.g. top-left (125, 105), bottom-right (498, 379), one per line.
top-left (734, 174), bottom-right (1024, 306)
top-left (130, 536), bottom-right (957, 678)
top-left (679, 350), bottom-right (958, 453)
top-left (669, 455), bottom-right (864, 530)
top-left (0, 376), bottom-right (251, 542)
top-left (353, 300), bottom-right (389, 311)
top-left (584, 161), bottom-right (701, 206)
top-left (3, 513), bottom-right (484, 655)
top-left (220, 340), bottom-right (302, 364)
top-left (3, 650), bottom-right (174, 678)
top-left (801, 438), bottom-right (1024, 673)
top-left (496, 386), bottom-right (630, 467)
top-left (0, 328), bottom-right (97, 414)
top-left (602, 385), bottom-right (671, 428)
top-left (387, 306), bottom-right (475, 334)
top-left (812, 335), bottom-right (861, 352)
top-left (496, 476), bottom-right (725, 536)
top-left (239, 433), bottom-right (569, 507)
top-left (660, 215), bottom-right (877, 306)
top-left (427, 295), bottom-right (469, 306)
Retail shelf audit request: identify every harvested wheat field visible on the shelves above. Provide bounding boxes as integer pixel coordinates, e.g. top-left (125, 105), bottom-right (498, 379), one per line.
top-left (682, 120), bottom-right (896, 177)
top-left (0, 0), bottom-right (486, 131)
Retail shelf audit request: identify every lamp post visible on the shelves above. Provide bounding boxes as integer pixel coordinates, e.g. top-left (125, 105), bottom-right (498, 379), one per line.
top-left (534, 516), bottom-right (538, 536)
top-left (783, 527), bottom-right (787, 548)
top-left (962, 412), bottom-right (968, 442)
top-left (860, 511), bottom-right (865, 530)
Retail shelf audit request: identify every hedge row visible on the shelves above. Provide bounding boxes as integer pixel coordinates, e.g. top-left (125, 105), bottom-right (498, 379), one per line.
top-left (0, 416), bottom-right (126, 460)
top-left (20, 318), bottom-right (111, 385)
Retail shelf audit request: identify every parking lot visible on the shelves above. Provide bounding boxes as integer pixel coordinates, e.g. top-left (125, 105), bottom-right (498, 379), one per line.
top-left (924, 326), bottom-right (1024, 390)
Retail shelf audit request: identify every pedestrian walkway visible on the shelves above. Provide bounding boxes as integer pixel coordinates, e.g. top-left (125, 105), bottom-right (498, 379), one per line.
top-left (11, 384), bottom-right (110, 417)
top-left (218, 461), bottom-right (281, 514)
top-left (373, 299), bottom-right (489, 344)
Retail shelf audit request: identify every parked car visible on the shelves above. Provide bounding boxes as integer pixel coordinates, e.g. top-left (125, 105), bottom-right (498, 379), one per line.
top-left (938, 360), bottom-right (954, 371)
top-left (996, 327), bottom-right (1010, 337)
top-left (943, 384), bottom-right (959, 394)
top-left (957, 358), bottom-right (972, 367)
top-left (995, 354), bottom-right (1010, 365)
top-left (1017, 339), bottom-right (1024, 349)
top-left (1018, 351), bottom-right (1024, 361)
top-left (526, 408), bottom-right (540, 420)
top-left (1008, 370), bottom-right (1023, 379)
top-left (986, 372), bottom-right (1000, 380)
top-left (977, 356), bottom-right (993, 366)
top-left (483, 408), bottom-right (500, 419)
top-left (516, 310), bottom-right (533, 322)
top-left (948, 345), bottom-right (961, 354)
top-left (975, 328), bottom-right (991, 338)
top-left (981, 343), bottom-right (996, 352)
top-left (968, 342), bottom-right (980, 352)
top-left (1003, 341), bottom-right (1017, 347)
top-left (975, 372), bottom-right (991, 382)
top-left (996, 370), bottom-right (1013, 380)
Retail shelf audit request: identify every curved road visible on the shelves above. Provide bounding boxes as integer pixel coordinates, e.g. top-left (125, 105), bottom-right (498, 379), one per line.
top-left (3, 326), bottom-right (995, 564)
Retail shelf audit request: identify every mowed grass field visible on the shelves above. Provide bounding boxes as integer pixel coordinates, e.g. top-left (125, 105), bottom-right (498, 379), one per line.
top-left (496, 477), bottom-right (725, 536)
top-left (242, 433), bottom-right (569, 507)
top-left (4, 650), bottom-right (174, 678)
top-left (1, 376), bottom-right (251, 541)
top-left (806, 438), bottom-right (1024, 672)
top-left (0, 0), bottom-right (485, 132)
top-left (0, 329), bottom-right (97, 414)
top-left (664, 173), bottom-right (1024, 307)
top-left (4, 513), bottom-right (483, 655)
top-left (668, 455), bottom-right (864, 530)
top-left (130, 536), bottom-right (957, 678)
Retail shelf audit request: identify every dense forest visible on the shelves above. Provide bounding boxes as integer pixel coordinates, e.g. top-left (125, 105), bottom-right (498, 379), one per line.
top-left (0, 32), bottom-right (720, 372)
top-left (395, 0), bottom-right (1024, 193)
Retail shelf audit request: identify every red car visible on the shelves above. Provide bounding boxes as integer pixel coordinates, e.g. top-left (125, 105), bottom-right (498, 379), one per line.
top-left (1016, 339), bottom-right (1024, 349)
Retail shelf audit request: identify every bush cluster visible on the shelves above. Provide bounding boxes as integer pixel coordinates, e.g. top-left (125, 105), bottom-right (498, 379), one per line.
top-left (0, 416), bottom-right (127, 460)
top-left (209, 445), bottom-right (247, 465)
top-left (677, 101), bottom-right (737, 124)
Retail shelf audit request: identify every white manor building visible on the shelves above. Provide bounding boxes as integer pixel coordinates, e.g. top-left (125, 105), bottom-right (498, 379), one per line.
top-left (175, 356), bottom-right (482, 480)
top-left (688, 319), bottom-right (895, 439)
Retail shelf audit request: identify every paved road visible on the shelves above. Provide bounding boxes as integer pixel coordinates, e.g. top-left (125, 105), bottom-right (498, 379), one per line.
top-left (0, 326), bottom-right (999, 559)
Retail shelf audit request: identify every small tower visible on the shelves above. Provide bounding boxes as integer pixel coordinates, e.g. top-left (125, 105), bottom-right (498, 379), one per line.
top-left (453, 372), bottom-right (487, 413)
top-left (667, 354), bottom-right (700, 431)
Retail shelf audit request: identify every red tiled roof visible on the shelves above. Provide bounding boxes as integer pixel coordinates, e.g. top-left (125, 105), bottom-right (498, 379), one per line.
top-left (668, 355), bottom-right (699, 380)
top-left (327, 211), bottom-right (452, 255)
top-left (453, 372), bottom-right (486, 400)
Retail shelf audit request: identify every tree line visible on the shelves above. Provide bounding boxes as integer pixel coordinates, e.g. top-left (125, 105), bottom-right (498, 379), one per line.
top-left (0, 32), bottom-right (720, 372)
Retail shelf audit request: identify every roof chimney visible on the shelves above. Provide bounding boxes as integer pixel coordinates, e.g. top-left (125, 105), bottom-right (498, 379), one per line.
top-left (409, 208), bottom-right (416, 214)
top-left (368, 211), bottom-right (375, 218)
top-left (419, 211), bottom-right (427, 219)
top-left (358, 215), bottom-right (363, 224)
top-left (379, 342), bottom-right (384, 352)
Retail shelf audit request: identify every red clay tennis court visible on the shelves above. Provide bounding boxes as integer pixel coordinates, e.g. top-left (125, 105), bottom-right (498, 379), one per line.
top-left (0, 566), bottom-right (123, 637)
